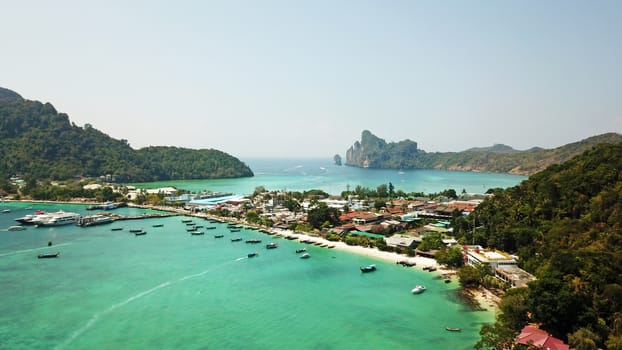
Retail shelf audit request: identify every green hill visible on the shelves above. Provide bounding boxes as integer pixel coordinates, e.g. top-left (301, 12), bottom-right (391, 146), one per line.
top-left (459, 143), bottom-right (622, 347)
top-left (345, 130), bottom-right (622, 175)
top-left (0, 88), bottom-right (253, 182)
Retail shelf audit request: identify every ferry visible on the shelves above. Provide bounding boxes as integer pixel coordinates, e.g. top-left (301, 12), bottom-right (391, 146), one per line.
top-left (35, 211), bottom-right (81, 226)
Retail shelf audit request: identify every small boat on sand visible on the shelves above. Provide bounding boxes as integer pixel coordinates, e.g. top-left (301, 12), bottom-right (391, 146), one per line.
top-left (38, 252), bottom-right (60, 259)
top-left (360, 264), bottom-right (377, 273)
top-left (445, 327), bottom-right (461, 332)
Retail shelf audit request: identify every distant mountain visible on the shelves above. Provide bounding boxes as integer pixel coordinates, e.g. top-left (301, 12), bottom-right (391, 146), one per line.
top-left (0, 87), bottom-right (253, 182)
top-left (344, 130), bottom-right (622, 175)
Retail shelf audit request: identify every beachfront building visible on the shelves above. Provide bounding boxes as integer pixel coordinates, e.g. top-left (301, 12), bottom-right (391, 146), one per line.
top-left (384, 235), bottom-right (419, 249)
top-left (463, 245), bottom-right (536, 288)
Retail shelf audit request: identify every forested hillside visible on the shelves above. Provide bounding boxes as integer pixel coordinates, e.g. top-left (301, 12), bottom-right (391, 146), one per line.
top-left (0, 88), bottom-right (253, 182)
top-left (345, 130), bottom-right (622, 175)
top-left (454, 143), bottom-right (622, 348)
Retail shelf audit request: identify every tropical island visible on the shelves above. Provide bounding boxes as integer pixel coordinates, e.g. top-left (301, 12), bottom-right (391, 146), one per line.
top-left (0, 87), bottom-right (253, 184)
top-left (345, 129), bottom-right (622, 175)
top-left (2, 87), bottom-right (622, 349)
top-left (3, 140), bottom-right (621, 349)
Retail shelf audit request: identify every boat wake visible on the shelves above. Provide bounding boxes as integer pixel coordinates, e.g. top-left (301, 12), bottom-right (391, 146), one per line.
top-left (0, 243), bottom-right (73, 257)
top-left (55, 281), bottom-right (172, 350)
top-left (56, 257), bottom-right (245, 348)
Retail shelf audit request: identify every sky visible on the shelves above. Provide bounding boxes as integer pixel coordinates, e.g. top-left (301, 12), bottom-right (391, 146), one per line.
top-left (1, 0), bottom-right (621, 158)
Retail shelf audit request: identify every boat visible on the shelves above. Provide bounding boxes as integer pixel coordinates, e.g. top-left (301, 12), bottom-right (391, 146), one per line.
top-left (411, 285), bottom-right (426, 294)
top-left (101, 202), bottom-right (117, 210)
top-left (15, 210), bottom-right (46, 225)
top-left (152, 224), bottom-right (164, 227)
top-left (360, 264), bottom-right (377, 273)
top-left (8, 225), bottom-right (26, 231)
top-left (205, 226), bottom-right (217, 230)
top-left (229, 229), bottom-right (241, 232)
top-left (445, 327), bottom-right (461, 332)
top-left (427, 267), bottom-right (437, 272)
top-left (35, 211), bottom-right (81, 226)
top-left (295, 248), bottom-right (307, 253)
top-left (181, 219), bottom-right (193, 223)
top-left (37, 252), bottom-right (60, 258)
top-left (397, 260), bottom-right (416, 267)
top-left (444, 278), bottom-right (451, 283)
top-left (231, 237), bottom-right (243, 242)
top-left (300, 253), bottom-right (311, 259)
top-left (76, 214), bottom-right (114, 227)
top-left (129, 228), bottom-right (143, 233)
top-left (134, 231), bottom-right (147, 236)
top-left (247, 252), bottom-right (258, 258)
top-left (246, 239), bottom-right (261, 244)
top-left (2, 209), bottom-right (10, 213)
top-left (266, 242), bottom-right (278, 249)
top-left (190, 231), bottom-right (204, 235)
top-left (214, 234), bottom-right (224, 238)
top-left (111, 227), bottom-right (123, 231)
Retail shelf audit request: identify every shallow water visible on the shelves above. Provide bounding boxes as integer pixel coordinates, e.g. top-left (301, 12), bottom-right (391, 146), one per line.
top-left (0, 202), bottom-right (495, 349)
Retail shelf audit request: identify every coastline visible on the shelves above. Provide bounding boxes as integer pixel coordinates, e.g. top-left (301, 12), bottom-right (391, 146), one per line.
top-left (4, 199), bottom-right (499, 310)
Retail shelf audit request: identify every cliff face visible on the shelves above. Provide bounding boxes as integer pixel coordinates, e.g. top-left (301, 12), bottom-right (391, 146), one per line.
top-left (343, 130), bottom-right (622, 175)
top-left (345, 130), bottom-right (418, 168)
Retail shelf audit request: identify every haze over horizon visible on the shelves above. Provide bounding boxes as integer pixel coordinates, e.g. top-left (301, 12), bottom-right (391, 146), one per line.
top-left (1, 1), bottom-right (621, 158)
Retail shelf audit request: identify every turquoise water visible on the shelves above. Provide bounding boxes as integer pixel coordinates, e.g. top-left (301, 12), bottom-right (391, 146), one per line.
top-left (131, 158), bottom-right (527, 195)
top-left (0, 202), bottom-right (495, 349)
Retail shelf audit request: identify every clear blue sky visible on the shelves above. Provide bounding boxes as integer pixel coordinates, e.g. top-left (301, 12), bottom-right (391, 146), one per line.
top-left (1, 0), bottom-right (621, 158)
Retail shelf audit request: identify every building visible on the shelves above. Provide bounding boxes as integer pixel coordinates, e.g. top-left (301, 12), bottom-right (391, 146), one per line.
top-left (515, 325), bottom-right (569, 350)
top-left (463, 245), bottom-right (517, 269)
top-left (463, 245), bottom-right (536, 288)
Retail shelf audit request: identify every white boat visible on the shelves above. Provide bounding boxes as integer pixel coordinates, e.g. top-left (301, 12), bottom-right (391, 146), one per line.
top-left (411, 285), bottom-right (426, 294)
top-left (35, 211), bottom-right (81, 226)
top-left (300, 253), bottom-right (310, 259)
top-left (8, 225), bottom-right (26, 231)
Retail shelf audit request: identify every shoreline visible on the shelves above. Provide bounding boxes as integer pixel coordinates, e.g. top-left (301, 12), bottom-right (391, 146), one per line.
top-left (3, 199), bottom-right (499, 309)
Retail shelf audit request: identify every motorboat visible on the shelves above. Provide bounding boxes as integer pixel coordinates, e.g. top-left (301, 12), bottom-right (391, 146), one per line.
top-left (295, 248), bottom-right (307, 253)
top-left (231, 237), bottom-right (242, 242)
top-left (411, 285), bottom-right (426, 294)
top-left (266, 242), bottom-right (278, 249)
top-left (360, 264), bottom-right (377, 273)
top-left (445, 327), bottom-right (461, 332)
top-left (214, 234), bottom-right (224, 238)
top-left (247, 252), bottom-right (258, 258)
top-left (246, 239), bottom-right (261, 244)
top-left (134, 231), bottom-right (147, 236)
top-left (300, 253), bottom-right (310, 259)
top-left (38, 252), bottom-right (60, 258)
top-left (190, 231), bottom-right (204, 235)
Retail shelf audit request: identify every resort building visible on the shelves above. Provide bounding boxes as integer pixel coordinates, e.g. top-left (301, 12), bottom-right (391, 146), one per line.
top-left (463, 245), bottom-right (536, 288)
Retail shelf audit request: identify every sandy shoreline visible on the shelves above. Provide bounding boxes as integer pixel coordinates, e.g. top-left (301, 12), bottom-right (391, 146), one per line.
top-left (5, 200), bottom-right (498, 308)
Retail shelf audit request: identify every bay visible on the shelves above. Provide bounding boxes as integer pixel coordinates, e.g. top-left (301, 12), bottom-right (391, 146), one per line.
top-left (0, 161), bottom-right (524, 349)
top-left (130, 158), bottom-right (527, 195)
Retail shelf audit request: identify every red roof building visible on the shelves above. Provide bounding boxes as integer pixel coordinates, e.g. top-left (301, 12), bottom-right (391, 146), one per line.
top-left (516, 326), bottom-right (569, 350)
